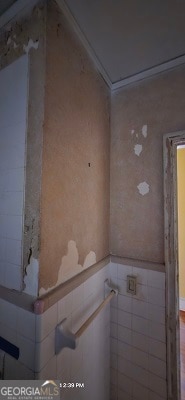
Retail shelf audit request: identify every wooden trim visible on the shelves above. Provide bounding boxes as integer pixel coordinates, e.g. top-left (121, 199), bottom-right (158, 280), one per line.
top-left (163, 130), bottom-right (185, 400)
top-left (111, 255), bottom-right (165, 272)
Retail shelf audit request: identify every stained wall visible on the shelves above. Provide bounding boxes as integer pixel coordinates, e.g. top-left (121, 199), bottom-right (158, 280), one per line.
top-left (110, 66), bottom-right (185, 264)
top-left (39, 1), bottom-right (110, 293)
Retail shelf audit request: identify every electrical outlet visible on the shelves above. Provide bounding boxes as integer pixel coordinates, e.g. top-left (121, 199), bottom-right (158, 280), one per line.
top-left (127, 275), bottom-right (137, 295)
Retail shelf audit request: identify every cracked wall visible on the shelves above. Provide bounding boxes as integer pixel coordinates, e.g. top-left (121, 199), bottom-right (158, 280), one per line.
top-left (39, 1), bottom-right (110, 293)
top-left (110, 66), bottom-right (185, 263)
top-left (0, 1), bottom-right (46, 295)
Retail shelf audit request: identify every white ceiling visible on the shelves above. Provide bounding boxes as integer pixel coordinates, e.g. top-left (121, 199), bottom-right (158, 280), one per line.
top-left (1, 0), bottom-right (185, 89)
top-left (64, 0), bottom-right (185, 87)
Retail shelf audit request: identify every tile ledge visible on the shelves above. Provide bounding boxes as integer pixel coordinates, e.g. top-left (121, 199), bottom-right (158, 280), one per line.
top-left (110, 255), bottom-right (165, 272)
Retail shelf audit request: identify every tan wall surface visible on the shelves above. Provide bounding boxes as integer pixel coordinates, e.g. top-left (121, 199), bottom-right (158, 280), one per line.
top-left (177, 148), bottom-right (185, 298)
top-left (39, 1), bottom-right (110, 292)
top-left (111, 67), bottom-right (185, 263)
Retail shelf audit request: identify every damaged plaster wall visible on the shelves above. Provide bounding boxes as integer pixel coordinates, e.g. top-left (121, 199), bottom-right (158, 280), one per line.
top-left (0, 1), bottom-right (46, 295)
top-left (39, 0), bottom-right (110, 293)
top-left (110, 66), bottom-right (185, 263)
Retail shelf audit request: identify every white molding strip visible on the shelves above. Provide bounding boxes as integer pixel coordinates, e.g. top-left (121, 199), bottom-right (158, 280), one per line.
top-left (112, 55), bottom-right (185, 91)
top-left (55, 0), bottom-right (185, 91)
top-left (180, 297), bottom-right (185, 311)
top-left (55, 0), bottom-right (112, 89)
top-left (0, 0), bottom-right (40, 30)
top-left (1, 0), bottom-right (185, 90)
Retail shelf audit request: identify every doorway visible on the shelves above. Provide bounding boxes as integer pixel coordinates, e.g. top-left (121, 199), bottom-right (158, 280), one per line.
top-left (164, 131), bottom-right (185, 400)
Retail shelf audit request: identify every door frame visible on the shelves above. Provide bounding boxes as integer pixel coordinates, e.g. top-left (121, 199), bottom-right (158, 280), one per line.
top-left (163, 130), bottom-right (185, 400)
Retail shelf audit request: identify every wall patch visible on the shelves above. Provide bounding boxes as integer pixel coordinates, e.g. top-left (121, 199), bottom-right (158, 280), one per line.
top-left (137, 181), bottom-right (150, 196)
top-left (23, 38), bottom-right (39, 54)
top-left (134, 144), bottom-right (143, 156)
top-left (142, 124), bottom-right (148, 138)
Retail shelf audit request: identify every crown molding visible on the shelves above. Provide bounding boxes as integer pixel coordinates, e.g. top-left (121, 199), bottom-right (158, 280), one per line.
top-left (55, 0), bottom-right (112, 89)
top-left (111, 54), bottom-right (185, 91)
top-left (0, 0), bottom-right (40, 30)
top-left (1, 0), bottom-right (185, 90)
top-left (56, 0), bottom-right (185, 91)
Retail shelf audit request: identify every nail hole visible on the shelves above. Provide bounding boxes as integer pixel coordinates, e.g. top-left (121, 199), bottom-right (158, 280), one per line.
top-left (88, 163), bottom-right (91, 167)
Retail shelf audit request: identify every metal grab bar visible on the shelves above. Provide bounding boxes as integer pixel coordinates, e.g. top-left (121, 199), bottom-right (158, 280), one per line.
top-left (55, 282), bottom-right (118, 354)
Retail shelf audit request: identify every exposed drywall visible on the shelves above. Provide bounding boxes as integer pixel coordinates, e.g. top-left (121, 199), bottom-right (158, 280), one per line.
top-left (111, 66), bottom-right (185, 263)
top-left (39, 1), bottom-right (110, 291)
top-left (177, 148), bottom-right (185, 299)
top-left (0, 1), bottom-right (46, 295)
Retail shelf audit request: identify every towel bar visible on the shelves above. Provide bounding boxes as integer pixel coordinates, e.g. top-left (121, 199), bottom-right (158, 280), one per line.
top-left (55, 281), bottom-right (118, 354)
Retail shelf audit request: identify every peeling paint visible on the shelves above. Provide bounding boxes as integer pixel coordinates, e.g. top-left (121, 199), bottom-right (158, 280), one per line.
top-left (23, 38), bottom-right (39, 54)
top-left (83, 251), bottom-right (96, 268)
top-left (142, 124), bottom-right (148, 138)
top-left (23, 257), bottom-right (39, 297)
top-left (39, 240), bottom-right (97, 296)
top-left (137, 181), bottom-right (150, 196)
top-left (134, 144), bottom-right (143, 156)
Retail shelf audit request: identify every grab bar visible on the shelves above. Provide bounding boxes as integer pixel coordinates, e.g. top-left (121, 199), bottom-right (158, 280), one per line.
top-left (55, 281), bottom-right (118, 354)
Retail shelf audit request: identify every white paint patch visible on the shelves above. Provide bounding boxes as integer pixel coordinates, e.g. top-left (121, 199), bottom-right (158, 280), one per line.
top-left (142, 124), bottom-right (148, 138)
top-left (23, 257), bottom-right (39, 297)
top-left (23, 39), bottom-right (39, 54)
top-left (131, 129), bottom-right (135, 135)
top-left (134, 144), bottom-right (143, 156)
top-left (136, 133), bottom-right (139, 138)
top-left (39, 240), bottom-right (96, 296)
top-left (137, 181), bottom-right (150, 196)
top-left (83, 251), bottom-right (96, 268)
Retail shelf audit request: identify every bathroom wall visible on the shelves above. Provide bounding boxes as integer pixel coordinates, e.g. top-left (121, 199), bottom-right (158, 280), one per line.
top-left (0, 263), bottom-right (110, 400)
top-left (110, 65), bottom-right (185, 263)
top-left (109, 262), bottom-right (166, 400)
top-left (39, 0), bottom-right (110, 294)
top-left (177, 148), bottom-right (185, 302)
top-left (0, 1), bottom-right (46, 294)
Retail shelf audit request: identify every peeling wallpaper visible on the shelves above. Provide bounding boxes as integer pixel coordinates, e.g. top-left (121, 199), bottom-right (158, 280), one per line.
top-left (39, 1), bottom-right (110, 292)
top-left (110, 66), bottom-right (185, 263)
top-left (0, 1), bottom-right (46, 295)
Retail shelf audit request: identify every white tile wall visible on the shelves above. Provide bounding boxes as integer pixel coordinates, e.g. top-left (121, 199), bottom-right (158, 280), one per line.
top-left (0, 56), bottom-right (28, 290)
top-left (36, 264), bottom-right (110, 400)
top-left (110, 262), bottom-right (167, 400)
top-left (0, 261), bottom-right (167, 400)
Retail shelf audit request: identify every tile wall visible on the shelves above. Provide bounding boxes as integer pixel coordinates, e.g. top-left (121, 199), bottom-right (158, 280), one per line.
top-left (0, 264), bottom-right (110, 400)
top-left (0, 262), bottom-right (166, 400)
top-left (109, 262), bottom-right (166, 400)
top-left (0, 55), bottom-right (28, 290)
